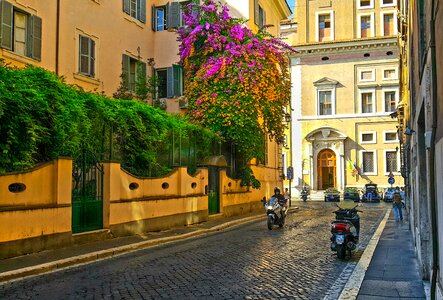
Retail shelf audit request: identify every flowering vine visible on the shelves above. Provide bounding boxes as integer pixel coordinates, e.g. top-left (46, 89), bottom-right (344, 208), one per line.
top-left (178, 0), bottom-right (295, 177)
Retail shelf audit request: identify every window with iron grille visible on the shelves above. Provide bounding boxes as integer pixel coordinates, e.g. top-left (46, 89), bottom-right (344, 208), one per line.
top-left (362, 151), bottom-right (374, 173)
top-left (318, 14), bottom-right (331, 41)
top-left (386, 151), bottom-right (398, 173)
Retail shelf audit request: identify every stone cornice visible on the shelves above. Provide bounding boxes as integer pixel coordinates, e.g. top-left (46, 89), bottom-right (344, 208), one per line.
top-left (290, 37), bottom-right (398, 56)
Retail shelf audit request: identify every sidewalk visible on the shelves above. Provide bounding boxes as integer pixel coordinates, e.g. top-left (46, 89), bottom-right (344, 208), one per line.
top-left (356, 210), bottom-right (427, 299)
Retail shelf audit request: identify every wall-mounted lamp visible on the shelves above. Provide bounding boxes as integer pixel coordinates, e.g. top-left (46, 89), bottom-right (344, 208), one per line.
top-left (404, 127), bottom-right (415, 136)
top-left (389, 110), bottom-right (398, 119)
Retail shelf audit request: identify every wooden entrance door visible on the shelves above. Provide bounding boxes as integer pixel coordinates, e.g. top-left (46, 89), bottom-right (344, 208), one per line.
top-left (317, 149), bottom-right (336, 190)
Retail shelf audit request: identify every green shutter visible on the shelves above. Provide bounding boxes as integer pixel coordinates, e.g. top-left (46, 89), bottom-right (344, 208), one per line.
top-left (254, 0), bottom-right (259, 26)
top-left (139, 0), bottom-right (146, 23)
top-left (30, 15), bottom-right (42, 60)
top-left (173, 64), bottom-right (182, 96)
top-left (167, 66), bottom-right (173, 98)
top-left (123, 0), bottom-right (130, 14)
top-left (0, 0), bottom-right (13, 50)
top-left (122, 54), bottom-right (131, 89)
top-left (169, 2), bottom-right (180, 29)
top-left (165, 4), bottom-right (169, 29)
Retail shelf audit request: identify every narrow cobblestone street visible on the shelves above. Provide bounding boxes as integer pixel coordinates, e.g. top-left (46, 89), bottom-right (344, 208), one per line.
top-left (0, 202), bottom-right (390, 300)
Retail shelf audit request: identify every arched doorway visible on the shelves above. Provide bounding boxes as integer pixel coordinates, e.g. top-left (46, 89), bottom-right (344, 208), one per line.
top-left (317, 149), bottom-right (336, 190)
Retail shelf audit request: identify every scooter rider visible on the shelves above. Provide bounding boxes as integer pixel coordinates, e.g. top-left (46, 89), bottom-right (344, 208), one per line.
top-left (272, 187), bottom-right (288, 218)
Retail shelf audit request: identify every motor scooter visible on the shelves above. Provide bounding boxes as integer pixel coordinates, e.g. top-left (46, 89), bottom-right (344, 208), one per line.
top-left (330, 204), bottom-right (361, 259)
top-left (262, 197), bottom-right (287, 230)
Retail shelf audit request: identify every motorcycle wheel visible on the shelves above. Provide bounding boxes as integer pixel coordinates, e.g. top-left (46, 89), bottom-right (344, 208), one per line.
top-left (267, 215), bottom-right (273, 230)
top-left (337, 244), bottom-right (346, 259)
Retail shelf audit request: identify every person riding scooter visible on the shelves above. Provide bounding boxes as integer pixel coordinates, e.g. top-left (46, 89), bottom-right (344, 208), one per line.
top-left (301, 186), bottom-right (308, 201)
top-left (272, 187), bottom-right (288, 218)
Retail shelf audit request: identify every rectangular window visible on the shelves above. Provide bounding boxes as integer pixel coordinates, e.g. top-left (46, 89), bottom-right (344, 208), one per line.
top-left (359, 70), bottom-right (374, 81)
top-left (383, 13), bottom-right (394, 36)
top-left (361, 132), bottom-right (375, 143)
top-left (383, 68), bottom-right (396, 79)
top-left (122, 54), bottom-right (146, 93)
top-left (384, 91), bottom-right (396, 112)
top-left (385, 132), bottom-right (398, 142)
top-left (381, 0), bottom-right (396, 7)
top-left (156, 69), bottom-right (168, 98)
top-left (319, 90), bottom-right (332, 115)
top-left (358, 0), bottom-right (373, 9)
top-left (156, 7), bottom-right (166, 31)
top-left (123, 0), bottom-right (146, 23)
top-left (385, 151), bottom-right (398, 173)
top-left (318, 14), bottom-right (331, 42)
top-left (362, 152), bottom-right (375, 173)
top-left (360, 16), bottom-right (371, 38)
top-left (79, 35), bottom-right (95, 77)
top-left (361, 92), bottom-right (374, 113)
top-left (179, 1), bottom-right (190, 27)
top-left (14, 11), bottom-right (26, 56)
top-left (0, 2), bottom-right (42, 60)
top-left (258, 6), bottom-right (266, 30)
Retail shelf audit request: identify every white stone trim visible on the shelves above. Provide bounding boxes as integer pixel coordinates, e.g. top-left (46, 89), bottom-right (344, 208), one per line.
top-left (290, 60), bottom-right (303, 196)
top-left (382, 66), bottom-right (398, 80)
top-left (298, 112), bottom-right (392, 120)
top-left (383, 130), bottom-right (399, 143)
top-left (315, 10), bottom-right (335, 42)
top-left (380, 10), bottom-right (398, 36)
top-left (316, 87), bottom-right (336, 116)
top-left (359, 88), bottom-right (376, 114)
top-left (357, 0), bottom-right (374, 9)
top-left (380, 0), bottom-right (397, 8)
top-left (358, 68), bottom-right (375, 82)
top-left (359, 149), bottom-right (378, 175)
top-left (381, 87), bottom-right (399, 113)
top-left (383, 148), bottom-right (400, 175)
top-left (357, 12), bottom-right (375, 38)
top-left (360, 131), bottom-right (377, 144)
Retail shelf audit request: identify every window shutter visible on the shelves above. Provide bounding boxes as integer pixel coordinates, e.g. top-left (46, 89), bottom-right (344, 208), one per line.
top-left (167, 66), bottom-right (173, 98)
top-left (0, 0), bottom-right (13, 50)
top-left (254, 0), bottom-right (259, 26)
top-left (139, 0), bottom-right (146, 23)
top-left (123, 0), bottom-right (130, 14)
top-left (30, 15), bottom-right (42, 60)
top-left (169, 2), bottom-right (180, 29)
top-left (173, 64), bottom-right (182, 96)
top-left (165, 3), bottom-right (169, 29)
top-left (151, 5), bottom-right (156, 31)
top-left (122, 54), bottom-right (131, 89)
top-left (90, 39), bottom-right (95, 77)
top-left (139, 61), bottom-right (146, 79)
top-left (262, 9), bottom-right (266, 30)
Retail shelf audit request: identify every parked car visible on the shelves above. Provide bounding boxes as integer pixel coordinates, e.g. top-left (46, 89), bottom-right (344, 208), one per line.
top-left (324, 188), bottom-right (340, 202)
top-left (343, 187), bottom-right (360, 202)
top-left (383, 187), bottom-right (396, 202)
top-left (361, 183), bottom-right (381, 202)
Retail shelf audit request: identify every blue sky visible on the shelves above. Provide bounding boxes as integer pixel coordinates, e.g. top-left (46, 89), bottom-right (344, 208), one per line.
top-left (287, 0), bottom-right (295, 14)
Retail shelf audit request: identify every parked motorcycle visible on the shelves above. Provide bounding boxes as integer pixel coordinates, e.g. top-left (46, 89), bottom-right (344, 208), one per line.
top-left (262, 197), bottom-right (287, 230)
top-left (330, 204), bottom-right (361, 259)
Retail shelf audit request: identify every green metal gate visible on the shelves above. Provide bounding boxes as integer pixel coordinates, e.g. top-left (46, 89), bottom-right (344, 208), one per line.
top-left (72, 151), bottom-right (104, 233)
top-left (208, 167), bottom-right (220, 214)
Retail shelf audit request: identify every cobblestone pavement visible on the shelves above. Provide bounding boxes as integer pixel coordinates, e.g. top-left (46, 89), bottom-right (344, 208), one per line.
top-left (0, 202), bottom-right (389, 300)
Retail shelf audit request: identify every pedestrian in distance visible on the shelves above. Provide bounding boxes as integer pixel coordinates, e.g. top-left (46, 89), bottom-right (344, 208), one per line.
top-left (283, 188), bottom-right (290, 204)
top-left (393, 186), bottom-right (403, 221)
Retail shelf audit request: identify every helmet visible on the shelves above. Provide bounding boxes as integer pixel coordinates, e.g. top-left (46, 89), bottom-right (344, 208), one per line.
top-left (274, 187), bottom-right (281, 194)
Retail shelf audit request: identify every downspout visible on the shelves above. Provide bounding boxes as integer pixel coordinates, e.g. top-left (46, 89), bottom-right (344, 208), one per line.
top-left (429, 0), bottom-right (439, 298)
top-left (55, 0), bottom-right (60, 75)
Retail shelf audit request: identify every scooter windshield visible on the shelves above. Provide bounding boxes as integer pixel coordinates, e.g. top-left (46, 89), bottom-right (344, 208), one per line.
top-left (266, 197), bottom-right (278, 206)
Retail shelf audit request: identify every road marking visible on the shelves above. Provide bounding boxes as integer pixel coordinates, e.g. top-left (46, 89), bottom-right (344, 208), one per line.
top-left (336, 209), bottom-right (391, 300)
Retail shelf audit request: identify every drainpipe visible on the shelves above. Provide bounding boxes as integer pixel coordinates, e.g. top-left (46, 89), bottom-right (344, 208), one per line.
top-left (55, 0), bottom-right (60, 75)
top-left (429, 0), bottom-right (439, 298)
